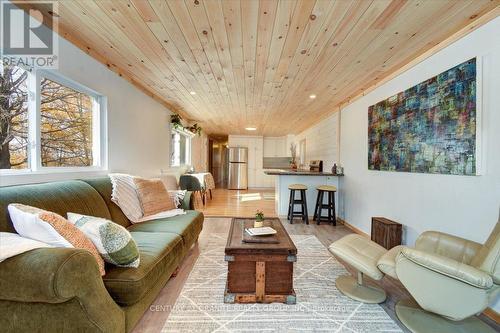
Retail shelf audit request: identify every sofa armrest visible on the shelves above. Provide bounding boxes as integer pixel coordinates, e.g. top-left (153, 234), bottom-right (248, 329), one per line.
top-left (398, 247), bottom-right (493, 289)
top-left (0, 248), bottom-right (101, 302)
top-left (0, 248), bottom-right (124, 331)
top-left (415, 231), bottom-right (482, 265)
top-left (181, 191), bottom-right (194, 210)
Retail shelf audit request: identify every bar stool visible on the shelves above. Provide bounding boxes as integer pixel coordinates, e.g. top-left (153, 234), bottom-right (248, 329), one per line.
top-left (287, 184), bottom-right (309, 224)
top-left (313, 185), bottom-right (337, 225)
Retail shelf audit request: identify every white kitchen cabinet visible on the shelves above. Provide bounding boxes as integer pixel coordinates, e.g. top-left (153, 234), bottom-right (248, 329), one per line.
top-left (263, 138), bottom-right (274, 157)
top-left (248, 168), bottom-right (257, 188)
top-left (276, 139), bottom-right (286, 156)
top-left (263, 137), bottom-right (286, 157)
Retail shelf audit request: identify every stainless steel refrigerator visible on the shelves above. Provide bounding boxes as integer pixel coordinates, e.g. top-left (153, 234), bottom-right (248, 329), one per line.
top-left (228, 147), bottom-right (248, 190)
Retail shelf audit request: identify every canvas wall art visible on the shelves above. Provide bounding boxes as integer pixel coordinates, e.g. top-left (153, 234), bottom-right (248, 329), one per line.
top-left (368, 58), bottom-right (478, 175)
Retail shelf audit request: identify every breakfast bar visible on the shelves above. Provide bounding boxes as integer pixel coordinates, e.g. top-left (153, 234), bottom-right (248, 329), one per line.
top-left (264, 169), bottom-right (343, 219)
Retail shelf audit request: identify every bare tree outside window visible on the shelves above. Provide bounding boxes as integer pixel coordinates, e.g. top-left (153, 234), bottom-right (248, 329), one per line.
top-left (40, 78), bottom-right (93, 167)
top-left (0, 65), bottom-right (29, 169)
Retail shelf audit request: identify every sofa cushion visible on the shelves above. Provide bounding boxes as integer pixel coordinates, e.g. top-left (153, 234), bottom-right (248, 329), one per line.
top-left (127, 211), bottom-right (203, 248)
top-left (329, 234), bottom-right (387, 280)
top-left (103, 232), bottom-right (183, 305)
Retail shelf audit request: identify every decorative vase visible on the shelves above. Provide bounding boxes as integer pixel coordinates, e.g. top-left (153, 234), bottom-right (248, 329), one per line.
top-left (254, 220), bottom-right (264, 228)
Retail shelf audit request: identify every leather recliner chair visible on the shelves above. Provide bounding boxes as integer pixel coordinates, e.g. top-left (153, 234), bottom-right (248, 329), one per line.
top-left (395, 221), bottom-right (500, 333)
top-left (329, 218), bottom-right (500, 333)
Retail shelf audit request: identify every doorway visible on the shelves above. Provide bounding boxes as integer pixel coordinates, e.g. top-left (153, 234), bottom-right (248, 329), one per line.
top-left (208, 136), bottom-right (228, 188)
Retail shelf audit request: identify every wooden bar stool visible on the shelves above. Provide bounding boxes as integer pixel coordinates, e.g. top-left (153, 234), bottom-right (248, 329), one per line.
top-left (287, 184), bottom-right (309, 224)
top-left (313, 185), bottom-right (337, 225)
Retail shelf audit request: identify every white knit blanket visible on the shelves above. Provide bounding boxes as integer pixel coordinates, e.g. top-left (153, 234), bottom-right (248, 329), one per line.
top-left (0, 232), bottom-right (52, 263)
top-left (109, 173), bottom-right (186, 223)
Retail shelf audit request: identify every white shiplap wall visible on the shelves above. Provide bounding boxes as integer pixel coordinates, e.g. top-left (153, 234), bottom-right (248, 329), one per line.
top-left (295, 112), bottom-right (340, 170)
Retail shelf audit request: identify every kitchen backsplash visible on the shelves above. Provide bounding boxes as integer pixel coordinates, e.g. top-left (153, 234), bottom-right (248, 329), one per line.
top-left (263, 157), bottom-right (292, 169)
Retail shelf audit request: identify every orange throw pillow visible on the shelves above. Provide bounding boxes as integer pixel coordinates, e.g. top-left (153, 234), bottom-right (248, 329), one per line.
top-left (8, 204), bottom-right (105, 275)
top-left (134, 178), bottom-right (176, 216)
top-left (38, 212), bottom-right (105, 275)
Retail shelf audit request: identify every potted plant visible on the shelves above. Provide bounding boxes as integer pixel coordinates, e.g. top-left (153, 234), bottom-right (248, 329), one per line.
top-left (171, 113), bottom-right (183, 130)
top-left (254, 210), bottom-right (265, 228)
top-left (188, 123), bottom-right (202, 136)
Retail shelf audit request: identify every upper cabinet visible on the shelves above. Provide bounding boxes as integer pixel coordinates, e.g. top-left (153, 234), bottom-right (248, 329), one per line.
top-left (263, 137), bottom-right (287, 157)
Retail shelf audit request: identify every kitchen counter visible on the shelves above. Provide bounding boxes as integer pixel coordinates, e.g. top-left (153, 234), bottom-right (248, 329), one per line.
top-left (266, 170), bottom-right (343, 218)
top-left (264, 169), bottom-right (343, 176)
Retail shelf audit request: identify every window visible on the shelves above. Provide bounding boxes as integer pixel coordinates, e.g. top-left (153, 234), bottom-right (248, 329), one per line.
top-left (40, 77), bottom-right (95, 167)
top-left (0, 65), bottom-right (105, 173)
top-left (171, 129), bottom-right (191, 167)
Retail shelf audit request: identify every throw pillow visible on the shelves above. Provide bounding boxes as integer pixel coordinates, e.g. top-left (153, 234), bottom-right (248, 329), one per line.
top-left (7, 204), bottom-right (105, 275)
top-left (109, 173), bottom-right (144, 222)
top-left (67, 213), bottom-right (140, 268)
top-left (134, 177), bottom-right (176, 216)
top-left (168, 190), bottom-right (187, 208)
top-left (0, 232), bottom-right (52, 263)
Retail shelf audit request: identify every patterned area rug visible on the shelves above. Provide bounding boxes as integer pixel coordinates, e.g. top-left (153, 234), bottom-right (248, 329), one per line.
top-left (162, 234), bottom-right (402, 332)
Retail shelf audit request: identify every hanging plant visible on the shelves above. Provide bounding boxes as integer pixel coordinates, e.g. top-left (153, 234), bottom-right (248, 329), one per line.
top-left (187, 123), bottom-right (202, 136)
top-left (170, 113), bottom-right (202, 136)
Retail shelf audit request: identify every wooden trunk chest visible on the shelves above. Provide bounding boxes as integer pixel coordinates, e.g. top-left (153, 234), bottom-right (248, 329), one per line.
top-left (224, 218), bottom-right (297, 304)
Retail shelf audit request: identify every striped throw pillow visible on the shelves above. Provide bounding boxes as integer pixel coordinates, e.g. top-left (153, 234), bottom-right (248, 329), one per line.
top-left (67, 213), bottom-right (140, 268)
top-left (109, 173), bottom-right (144, 222)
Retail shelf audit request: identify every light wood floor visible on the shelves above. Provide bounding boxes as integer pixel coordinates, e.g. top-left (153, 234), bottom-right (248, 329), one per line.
top-left (193, 188), bottom-right (276, 218)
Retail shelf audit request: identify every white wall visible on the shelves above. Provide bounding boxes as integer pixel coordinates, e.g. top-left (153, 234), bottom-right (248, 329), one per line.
top-left (340, 16), bottom-right (500, 311)
top-left (295, 112), bottom-right (340, 169)
top-left (1, 25), bottom-right (173, 186)
top-left (340, 18), bottom-right (500, 245)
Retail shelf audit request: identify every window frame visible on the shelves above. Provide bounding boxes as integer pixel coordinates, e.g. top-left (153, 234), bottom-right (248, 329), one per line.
top-left (170, 126), bottom-right (193, 168)
top-left (0, 68), bottom-right (108, 176)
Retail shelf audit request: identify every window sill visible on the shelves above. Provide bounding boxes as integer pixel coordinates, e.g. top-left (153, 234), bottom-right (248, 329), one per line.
top-left (0, 168), bottom-right (109, 187)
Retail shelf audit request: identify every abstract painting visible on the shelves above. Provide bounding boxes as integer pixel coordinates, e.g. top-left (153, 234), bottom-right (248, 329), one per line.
top-left (368, 58), bottom-right (478, 175)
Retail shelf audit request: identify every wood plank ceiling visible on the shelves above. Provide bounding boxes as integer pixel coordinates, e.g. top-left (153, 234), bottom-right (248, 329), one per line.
top-left (20, 0), bottom-right (500, 136)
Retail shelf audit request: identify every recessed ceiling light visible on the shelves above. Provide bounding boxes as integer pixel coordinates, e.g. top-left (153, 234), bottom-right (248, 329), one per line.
top-left (309, 94), bottom-right (316, 99)
top-left (245, 127), bottom-right (257, 131)
top-left (190, 91), bottom-right (196, 95)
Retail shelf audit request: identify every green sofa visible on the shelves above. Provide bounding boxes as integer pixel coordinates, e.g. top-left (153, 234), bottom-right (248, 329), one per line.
top-left (0, 177), bottom-right (204, 332)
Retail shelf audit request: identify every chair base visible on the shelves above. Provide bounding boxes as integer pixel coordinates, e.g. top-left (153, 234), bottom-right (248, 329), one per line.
top-left (335, 275), bottom-right (386, 304)
top-left (395, 299), bottom-right (496, 333)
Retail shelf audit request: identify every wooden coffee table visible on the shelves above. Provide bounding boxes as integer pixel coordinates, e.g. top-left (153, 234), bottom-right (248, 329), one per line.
top-left (224, 217), bottom-right (297, 304)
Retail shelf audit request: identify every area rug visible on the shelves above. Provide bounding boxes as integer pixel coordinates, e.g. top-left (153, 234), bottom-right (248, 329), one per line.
top-left (162, 234), bottom-right (402, 332)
